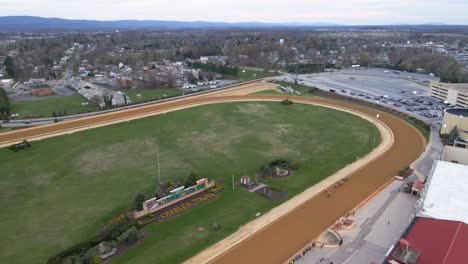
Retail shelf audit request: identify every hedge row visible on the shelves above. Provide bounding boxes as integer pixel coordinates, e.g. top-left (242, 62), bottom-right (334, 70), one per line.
top-left (47, 216), bottom-right (139, 264)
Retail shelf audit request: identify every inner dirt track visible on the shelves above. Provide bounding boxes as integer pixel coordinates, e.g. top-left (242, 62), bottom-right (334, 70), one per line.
top-left (0, 81), bottom-right (426, 264)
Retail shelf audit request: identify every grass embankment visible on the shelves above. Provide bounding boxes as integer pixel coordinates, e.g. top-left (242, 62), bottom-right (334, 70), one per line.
top-left (238, 68), bottom-right (275, 82)
top-left (124, 88), bottom-right (187, 104)
top-left (10, 89), bottom-right (189, 119)
top-left (0, 102), bottom-right (378, 264)
top-left (0, 126), bottom-right (12, 132)
top-left (11, 94), bottom-right (95, 118)
top-left (274, 80), bottom-right (312, 94)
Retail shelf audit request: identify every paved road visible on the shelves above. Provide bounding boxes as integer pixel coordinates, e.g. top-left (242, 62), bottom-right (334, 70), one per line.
top-left (300, 180), bottom-right (418, 264)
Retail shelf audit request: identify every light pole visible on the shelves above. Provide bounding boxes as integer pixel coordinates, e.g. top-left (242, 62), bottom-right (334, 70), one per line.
top-left (458, 115), bottom-right (464, 146)
top-left (442, 124), bottom-right (448, 146)
top-left (373, 114), bottom-right (380, 147)
top-left (156, 143), bottom-right (161, 186)
top-left (459, 115), bottom-right (464, 132)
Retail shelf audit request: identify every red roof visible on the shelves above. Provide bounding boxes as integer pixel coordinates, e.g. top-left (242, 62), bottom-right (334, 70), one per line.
top-left (412, 180), bottom-right (425, 190)
top-left (399, 218), bottom-right (468, 264)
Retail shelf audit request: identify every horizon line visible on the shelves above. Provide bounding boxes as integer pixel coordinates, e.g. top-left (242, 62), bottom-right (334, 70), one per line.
top-left (1, 15), bottom-right (468, 26)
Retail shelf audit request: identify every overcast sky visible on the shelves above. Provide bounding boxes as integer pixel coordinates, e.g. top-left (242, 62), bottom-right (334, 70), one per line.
top-left (1, 0), bottom-right (467, 25)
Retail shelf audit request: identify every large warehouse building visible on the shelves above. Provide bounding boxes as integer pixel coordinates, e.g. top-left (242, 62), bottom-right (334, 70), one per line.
top-left (430, 82), bottom-right (468, 108)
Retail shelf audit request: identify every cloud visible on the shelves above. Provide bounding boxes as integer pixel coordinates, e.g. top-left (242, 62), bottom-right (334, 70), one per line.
top-left (0, 0), bottom-right (467, 25)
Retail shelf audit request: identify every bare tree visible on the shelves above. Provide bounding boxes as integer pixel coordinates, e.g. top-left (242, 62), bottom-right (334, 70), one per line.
top-left (166, 71), bottom-right (176, 88)
top-left (90, 94), bottom-right (103, 107)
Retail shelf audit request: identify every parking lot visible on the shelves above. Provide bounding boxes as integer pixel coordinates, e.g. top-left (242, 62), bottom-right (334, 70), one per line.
top-left (278, 68), bottom-right (445, 126)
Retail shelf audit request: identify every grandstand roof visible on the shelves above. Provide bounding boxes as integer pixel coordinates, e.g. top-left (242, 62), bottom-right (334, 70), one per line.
top-left (418, 161), bottom-right (468, 224)
top-left (404, 218), bottom-right (468, 264)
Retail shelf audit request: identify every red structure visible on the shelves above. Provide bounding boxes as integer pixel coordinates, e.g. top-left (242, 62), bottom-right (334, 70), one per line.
top-left (388, 217), bottom-right (468, 264)
top-left (411, 180), bottom-right (425, 195)
top-left (31, 88), bottom-right (54, 96)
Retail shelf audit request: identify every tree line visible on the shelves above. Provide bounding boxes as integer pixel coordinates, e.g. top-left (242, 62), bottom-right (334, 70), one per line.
top-left (285, 63), bottom-right (325, 74)
top-left (385, 48), bottom-right (468, 83)
top-left (0, 88), bottom-right (11, 119)
top-left (3, 56), bottom-right (16, 79)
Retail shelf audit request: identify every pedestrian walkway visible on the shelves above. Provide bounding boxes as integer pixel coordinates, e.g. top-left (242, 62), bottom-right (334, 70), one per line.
top-left (249, 183), bottom-right (267, 193)
top-left (300, 180), bottom-right (418, 264)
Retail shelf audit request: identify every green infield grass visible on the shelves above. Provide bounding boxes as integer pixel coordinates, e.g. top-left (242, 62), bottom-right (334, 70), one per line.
top-left (0, 101), bottom-right (379, 264)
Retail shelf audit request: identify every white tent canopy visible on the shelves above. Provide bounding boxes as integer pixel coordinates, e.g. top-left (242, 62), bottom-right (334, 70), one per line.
top-left (418, 161), bottom-right (468, 224)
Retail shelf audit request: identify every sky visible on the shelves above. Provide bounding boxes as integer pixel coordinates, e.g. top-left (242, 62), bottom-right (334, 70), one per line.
top-left (0, 0), bottom-right (467, 25)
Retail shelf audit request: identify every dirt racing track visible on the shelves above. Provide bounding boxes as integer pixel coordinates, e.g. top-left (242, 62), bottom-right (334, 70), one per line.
top-left (0, 81), bottom-right (426, 264)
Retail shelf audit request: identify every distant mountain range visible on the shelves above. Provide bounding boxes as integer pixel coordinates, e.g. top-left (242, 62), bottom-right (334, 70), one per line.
top-left (0, 16), bottom-right (340, 31)
top-left (0, 16), bottom-right (464, 32)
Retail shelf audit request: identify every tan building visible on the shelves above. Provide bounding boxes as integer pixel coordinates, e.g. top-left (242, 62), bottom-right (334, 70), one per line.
top-left (442, 146), bottom-right (468, 164)
top-left (430, 82), bottom-right (468, 108)
top-left (441, 108), bottom-right (468, 146)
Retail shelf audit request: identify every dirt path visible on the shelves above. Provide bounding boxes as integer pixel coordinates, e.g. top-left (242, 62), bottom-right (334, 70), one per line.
top-left (0, 83), bottom-right (426, 264)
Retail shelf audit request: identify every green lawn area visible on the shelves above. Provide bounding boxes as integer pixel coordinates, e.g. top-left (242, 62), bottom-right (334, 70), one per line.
top-left (274, 80), bottom-right (313, 94)
top-left (123, 88), bottom-right (187, 103)
top-left (0, 102), bottom-right (379, 264)
top-left (238, 68), bottom-right (275, 81)
top-left (11, 94), bottom-right (96, 119)
top-left (0, 126), bottom-right (12, 132)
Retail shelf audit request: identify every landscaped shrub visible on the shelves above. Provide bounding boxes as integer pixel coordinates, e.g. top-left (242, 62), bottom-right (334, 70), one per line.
top-left (101, 215), bottom-right (126, 233)
top-left (290, 161), bottom-right (301, 170)
top-left (280, 99), bottom-right (293, 105)
top-left (134, 193), bottom-right (146, 211)
top-left (89, 256), bottom-right (102, 264)
top-left (398, 166), bottom-right (414, 178)
top-left (116, 227), bottom-right (142, 246)
top-left (184, 171), bottom-right (199, 187)
top-left (47, 215), bottom-right (139, 264)
top-left (137, 216), bottom-right (158, 227)
top-left (8, 140), bottom-right (32, 152)
top-left (269, 159), bottom-right (292, 169)
top-left (260, 165), bottom-right (273, 177)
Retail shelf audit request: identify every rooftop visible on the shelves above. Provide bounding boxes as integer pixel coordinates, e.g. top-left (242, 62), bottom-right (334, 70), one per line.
top-left (399, 217), bottom-right (468, 264)
top-left (432, 81), bottom-right (468, 94)
top-left (418, 161), bottom-right (468, 224)
top-left (30, 83), bottom-right (52, 89)
top-left (446, 108), bottom-right (468, 118)
top-left (412, 180), bottom-right (425, 191)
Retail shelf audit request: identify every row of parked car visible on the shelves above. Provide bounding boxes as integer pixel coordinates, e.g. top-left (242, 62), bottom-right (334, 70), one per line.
top-left (340, 89), bottom-right (445, 122)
